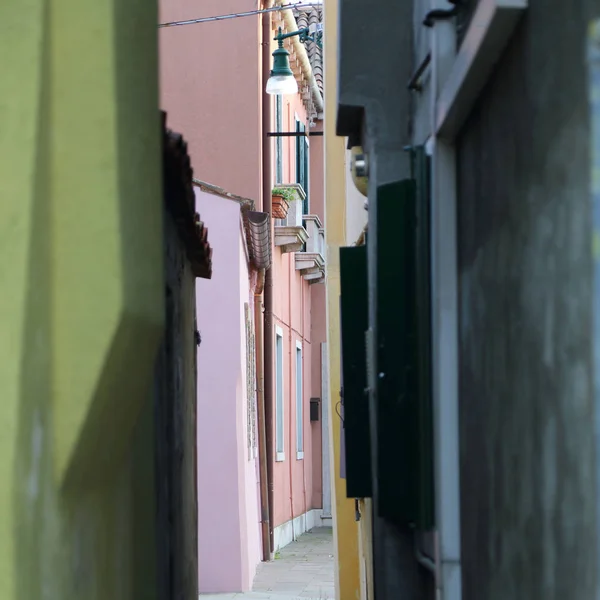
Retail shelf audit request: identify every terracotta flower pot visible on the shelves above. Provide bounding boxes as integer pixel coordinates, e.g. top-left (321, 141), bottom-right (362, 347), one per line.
top-left (272, 194), bottom-right (289, 219)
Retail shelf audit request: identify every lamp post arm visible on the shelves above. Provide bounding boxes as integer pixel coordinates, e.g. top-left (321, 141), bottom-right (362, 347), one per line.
top-left (274, 26), bottom-right (323, 49)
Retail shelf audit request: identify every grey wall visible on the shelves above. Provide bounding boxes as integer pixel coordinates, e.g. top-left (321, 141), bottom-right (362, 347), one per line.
top-left (336, 0), bottom-right (434, 597)
top-left (456, 2), bottom-right (599, 598)
top-left (155, 212), bottom-right (199, 600)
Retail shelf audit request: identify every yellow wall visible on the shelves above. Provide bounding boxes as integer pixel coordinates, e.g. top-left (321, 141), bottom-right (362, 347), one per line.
top-left (1, 0), bottom-right (163, 597)
top-left (323, 0), bottom-right (361, 598)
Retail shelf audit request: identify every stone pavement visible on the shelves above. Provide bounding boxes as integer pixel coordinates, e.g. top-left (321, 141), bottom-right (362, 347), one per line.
top-left (199, 527), bottom-right (335, 600)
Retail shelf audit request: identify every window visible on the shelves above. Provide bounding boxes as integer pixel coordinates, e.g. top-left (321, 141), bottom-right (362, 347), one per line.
top-left (295, 115), bottom-right (309, 215)
top-left (275, 327), bottom-right (285, 461)
top-left (296, 341), bottom-right (303, 459)
top-left (275, 96), bottom-right (283, 184)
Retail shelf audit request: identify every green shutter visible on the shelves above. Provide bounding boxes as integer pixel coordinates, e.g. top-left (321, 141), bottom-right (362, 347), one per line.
top-left (296, 120), bottom-right (303, 189)
top-left (413, 146), bottom-right (435, 530)
top-left (296, 120), bottom-right (309, 214)
top-left (374, 174), bottom-right (434, 530)
top-left (340, 245), bottom-right (372, 498)
top-left (303, 136), bottom-right (309, 215)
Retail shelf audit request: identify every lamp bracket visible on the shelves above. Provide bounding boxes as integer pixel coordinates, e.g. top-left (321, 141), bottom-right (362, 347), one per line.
top-left (275, 26), bottom-right (323, 49)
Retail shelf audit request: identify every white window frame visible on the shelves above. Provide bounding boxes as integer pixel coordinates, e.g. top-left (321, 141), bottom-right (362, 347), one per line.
top-left (275, 326), bottom-right (285, 462)
top-left (295, 340), bottom-right (304, 459)
top-left (275, 96), bottom-right (284, 183)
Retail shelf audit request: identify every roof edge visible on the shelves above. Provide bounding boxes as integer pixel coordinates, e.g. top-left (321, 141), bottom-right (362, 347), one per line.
top-left (192, 178), bottom-right (256, 210)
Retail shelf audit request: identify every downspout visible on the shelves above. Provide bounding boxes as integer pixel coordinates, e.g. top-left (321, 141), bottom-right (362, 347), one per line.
top-left (430, 5), bottom-right (462, 600)
top-left (278, 4), bottom-right (324, 115)
top-left (288, 260), bottom-right (295, 541)
top-left (255, 270), bottom-right (271, 562)
top-left (244, 211), bottom-right (272, 563)
top-left (301, 281), bottom-right (308, 518)
top-left (262, 3), bottom-right (276, 559)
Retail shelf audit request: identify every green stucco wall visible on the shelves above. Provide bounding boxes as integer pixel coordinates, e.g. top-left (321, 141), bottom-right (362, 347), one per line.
top-left (1, 0), bottom-right (164, 597)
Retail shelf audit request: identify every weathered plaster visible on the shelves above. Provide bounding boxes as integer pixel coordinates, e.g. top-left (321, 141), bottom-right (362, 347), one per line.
top-left (457, 3), bottom-right (599, 597)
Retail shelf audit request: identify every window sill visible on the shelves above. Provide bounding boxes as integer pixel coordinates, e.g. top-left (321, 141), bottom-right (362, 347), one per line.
top-left (276, 452), bottom-right (285, 462)
top-left (295, 253), bottom-right (325, 284)
top-left (274, 225), bottom-right (308, 253)
top-left (296, 451), bottom-right (304, 460)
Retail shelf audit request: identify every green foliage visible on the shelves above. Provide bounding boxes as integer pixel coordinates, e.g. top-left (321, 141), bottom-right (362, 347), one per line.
top-left (272, 187), bottom-right (296, 202)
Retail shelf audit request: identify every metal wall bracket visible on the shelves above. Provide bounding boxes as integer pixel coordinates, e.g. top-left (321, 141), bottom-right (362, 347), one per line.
top-left (423, 0), bottom-right (461, 27)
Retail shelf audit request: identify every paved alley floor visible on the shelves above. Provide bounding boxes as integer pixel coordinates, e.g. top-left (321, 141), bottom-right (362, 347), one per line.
top-left (200, 527), bottom-right (335, 600)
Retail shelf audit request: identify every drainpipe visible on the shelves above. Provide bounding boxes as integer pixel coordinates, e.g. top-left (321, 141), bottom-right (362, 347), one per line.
top-left (430, 6), bottom-right (462, 600)
top-left (262, 4), bottom-right (276, 559)
top-left (244, 211), bottom-right (272, 563)
top-left (288, 261), bottom-right (295, 541)
top-left (254, 270), bottom-right (271, 562)
top-left (301, 280), bottom-right (308, 518)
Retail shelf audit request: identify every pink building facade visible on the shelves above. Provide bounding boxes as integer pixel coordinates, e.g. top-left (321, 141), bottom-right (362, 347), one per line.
top-left (194, 187), bottom-right (263, 593)
top-left (160, 0), bottom-right (327, 594)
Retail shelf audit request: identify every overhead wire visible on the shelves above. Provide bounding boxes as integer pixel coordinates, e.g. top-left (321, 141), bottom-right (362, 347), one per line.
top-left (158, 2), bottom-right (322, 29)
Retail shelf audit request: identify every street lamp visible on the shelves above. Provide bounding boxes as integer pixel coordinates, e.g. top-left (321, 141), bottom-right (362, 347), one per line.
top-left (266, 34), bottom-right (298, 95)
top-left (266, 25), bottom-right (323, 96)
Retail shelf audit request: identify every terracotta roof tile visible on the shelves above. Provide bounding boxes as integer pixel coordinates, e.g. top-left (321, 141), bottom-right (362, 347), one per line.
top-left (293, 5), bottom-right (323, 96)
top-left (162, 112), bottom-right (213, 279)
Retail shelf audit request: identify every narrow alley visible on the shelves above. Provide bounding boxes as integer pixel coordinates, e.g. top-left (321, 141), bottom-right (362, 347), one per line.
top-left (201, 528), bottom-right (335, 600)
top-left (6, 2), bottom-right (600, 600)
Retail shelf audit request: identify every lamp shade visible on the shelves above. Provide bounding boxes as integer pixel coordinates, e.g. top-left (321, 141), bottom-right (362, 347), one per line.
top-left (266, 74), bottom-right (298, 95)
top-left (266, 43), bottom-right (298, 96)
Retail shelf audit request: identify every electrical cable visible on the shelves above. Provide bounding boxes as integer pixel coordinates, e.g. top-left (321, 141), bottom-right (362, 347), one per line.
top-left (158, 2), bottom-right (322, 29)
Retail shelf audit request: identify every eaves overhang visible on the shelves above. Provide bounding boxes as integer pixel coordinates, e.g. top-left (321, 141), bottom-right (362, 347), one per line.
top-left (192, 178), bottom-right (272, 272)
top-left (162, 112), bottom-right (213, 279)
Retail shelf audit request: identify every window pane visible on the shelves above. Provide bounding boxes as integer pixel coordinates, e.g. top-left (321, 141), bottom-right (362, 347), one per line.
top-left (295, 119), bottom-right (309, 214)
top-left (296, 346), bottom-right (303, 454)
top-left (296, 119), bottom-right (302, 188)
top-left (276, 96), bottom-right (283, 183)
top-left (276, 333), bottom-right (284, 454)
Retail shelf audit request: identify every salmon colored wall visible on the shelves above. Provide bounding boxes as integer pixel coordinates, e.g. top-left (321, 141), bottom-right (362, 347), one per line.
top-left (269, 49), bottom-right (327, 528)
top-left (310, 283), bottom-right (326, 508)
top-left (308, 120), bottom-right (326, 510)
top-left (160, 0), bottom-right (262, 201)
top-left (161, 0), bottom-right (327, 545)
top-left (267, 23), bottom-right (328, 526)
top-left (271, 249), bottom-right (316, 528)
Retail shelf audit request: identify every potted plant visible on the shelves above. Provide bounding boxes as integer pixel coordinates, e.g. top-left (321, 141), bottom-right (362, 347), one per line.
top-left (271, 186), bottom-right (295, 219)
